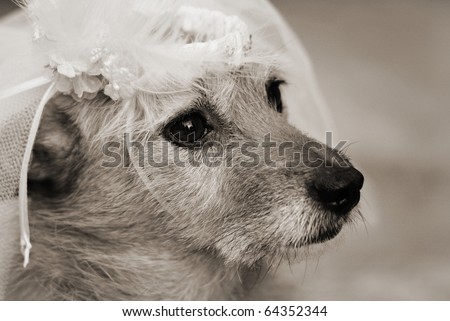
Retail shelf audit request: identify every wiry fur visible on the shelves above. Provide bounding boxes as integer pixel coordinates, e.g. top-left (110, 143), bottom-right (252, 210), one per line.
top-left (6, 1), bottom-right (363, 300)
top-left (6, 64), bottom-right (361, 300)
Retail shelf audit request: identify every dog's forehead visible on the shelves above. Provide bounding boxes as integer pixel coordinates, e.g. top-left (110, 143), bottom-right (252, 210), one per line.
top-left (130, 63), bottom-right (279, 134)
top-left (206, 64), bottom-right (278, 115)
top-left (158, 63), bottom-right (276, 113)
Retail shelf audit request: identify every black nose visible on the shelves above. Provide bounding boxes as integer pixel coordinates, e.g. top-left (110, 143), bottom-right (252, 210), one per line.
top-left (311, 166), bottom-right (364, 214)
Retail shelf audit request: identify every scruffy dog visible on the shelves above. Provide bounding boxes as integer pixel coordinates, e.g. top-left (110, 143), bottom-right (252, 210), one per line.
top-left (5, 2), bottom-right (363, 300)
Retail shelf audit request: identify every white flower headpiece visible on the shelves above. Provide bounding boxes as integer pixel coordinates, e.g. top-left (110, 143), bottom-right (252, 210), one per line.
top-left (33, 2), bottom-right (252, 102)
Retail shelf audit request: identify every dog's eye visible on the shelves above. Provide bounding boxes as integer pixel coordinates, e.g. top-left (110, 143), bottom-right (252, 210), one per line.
top-left (266, 78), bottom-right (286, 113)
top-left (165, 112), bottom-right (209, 146)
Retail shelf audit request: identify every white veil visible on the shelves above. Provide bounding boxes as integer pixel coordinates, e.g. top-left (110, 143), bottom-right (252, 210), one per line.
top-left (0, 0), bottom-right (332, 299)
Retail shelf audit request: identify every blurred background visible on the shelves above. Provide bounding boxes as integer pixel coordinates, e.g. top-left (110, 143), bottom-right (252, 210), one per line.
top-left (1, 0), bottom-right (449, 300)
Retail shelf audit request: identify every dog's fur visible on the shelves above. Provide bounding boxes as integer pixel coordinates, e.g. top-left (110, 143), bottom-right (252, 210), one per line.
top-left (6, 44), bottom-right (361, 300)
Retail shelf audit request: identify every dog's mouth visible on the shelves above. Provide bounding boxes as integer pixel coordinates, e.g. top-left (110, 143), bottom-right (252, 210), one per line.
top-left (308, 224), bottom-right (343, 244)
top-left (287, 223), bottom-right (343, 248)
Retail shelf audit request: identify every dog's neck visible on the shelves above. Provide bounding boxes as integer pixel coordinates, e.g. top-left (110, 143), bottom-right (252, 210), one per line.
top-left (6, 238), bottom-right (262, 300)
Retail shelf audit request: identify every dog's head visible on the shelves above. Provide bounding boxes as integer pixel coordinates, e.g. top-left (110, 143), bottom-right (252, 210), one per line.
top-left (29, 62), bottom-right (363, 271)
top-left (13, 0), bottom-right (364, 300)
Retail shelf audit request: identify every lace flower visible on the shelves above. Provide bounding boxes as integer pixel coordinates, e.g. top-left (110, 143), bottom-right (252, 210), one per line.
top-left (48, 49), bottom-right (137, 101)
top-left (49, 54), bottom-right (103, 100)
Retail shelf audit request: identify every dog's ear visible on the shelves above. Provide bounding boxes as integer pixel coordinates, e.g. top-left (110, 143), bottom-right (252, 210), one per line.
top-left (28, 95), bottom-right (84, 198)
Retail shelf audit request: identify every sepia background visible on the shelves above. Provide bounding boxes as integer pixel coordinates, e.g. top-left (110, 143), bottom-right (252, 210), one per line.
top-left (1, 0), bottom-right (449, 300)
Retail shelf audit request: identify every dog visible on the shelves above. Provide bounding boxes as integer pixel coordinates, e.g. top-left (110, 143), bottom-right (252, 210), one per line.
top-left (4, 1), bottom-right (363, 300)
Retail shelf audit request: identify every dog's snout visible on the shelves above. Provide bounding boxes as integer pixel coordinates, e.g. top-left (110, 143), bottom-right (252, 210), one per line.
top-left (310, 166), bottom-right (364, 214)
